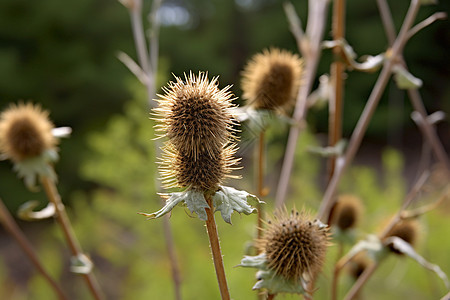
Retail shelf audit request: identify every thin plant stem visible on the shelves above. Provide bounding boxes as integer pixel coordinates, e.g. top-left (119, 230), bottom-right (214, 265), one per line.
top-left (267, 293), bottom-right (276, 300)
top-left (328, 0), bottom-right (346, 180)
top-left (343, 262), bottom-right (378, 300)
top-left (0, 198), bottom-right (68, 300)
top-left (376, 0), bottom-right (450, 172)
top-left (204, 193), bottom-right (230, 300)
top-left (317, 0), bottom-right (422, 221)
top-left (40, 176), bottom-right (104, 300)
top-left (331, 242), bottom-right (345, 300)
top-left (162, 214), bottom-right (182, 300)
top-left (275, 0), bottom-right (329, 208)
top-left (256, 130), bottom-right (265, 240)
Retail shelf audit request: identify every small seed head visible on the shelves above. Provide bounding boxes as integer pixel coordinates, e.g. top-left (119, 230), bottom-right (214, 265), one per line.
top-left (241, 48), bottom-right (303, 111)
top-left (384, 219), bottom-right (420, 255)
top-left (347, 253), bottom-right (370, 280)
top-left (329, 195), bottom-right (363, 231)
top-left (258, 208), bottom-right (330, 281)
top-left (0, 102), bottom-right (56, 162)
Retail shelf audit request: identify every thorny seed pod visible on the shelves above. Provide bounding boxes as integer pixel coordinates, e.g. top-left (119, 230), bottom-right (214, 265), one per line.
top-left (241, 48), bottom-right (303, 111)
top-left (383, 219), bottom-right (420, 255)
top-left (154, 72), bottom-right (240, 191)
top-left (153, 72), bottom-right (237, 159)
top-left (0, 102), bottom-right (56, 162)
top-left (258, 208), bottom-right (330, 282)
top-left (328, 195), bottom-right (363, 231)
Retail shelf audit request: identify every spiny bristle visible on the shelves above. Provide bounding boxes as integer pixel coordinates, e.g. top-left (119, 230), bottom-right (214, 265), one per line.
top-left (153, 72), bottom-right (237, 159)
top-left (258, 208), bottom-right (330, 281)
top-left (241, 48), bottom-right (303, 111)
top-left (329, 195), bottom-right (363, 231)
top-left (0, 102), bottom-right (56, 162)
top-left (384, 219), bottom-right (420, 255)
top-left (159, 142), bottom-right (240, 191)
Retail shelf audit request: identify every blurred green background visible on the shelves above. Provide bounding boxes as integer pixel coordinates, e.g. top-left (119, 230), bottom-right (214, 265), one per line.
top-left (0, 0), bottom-right (449, 299)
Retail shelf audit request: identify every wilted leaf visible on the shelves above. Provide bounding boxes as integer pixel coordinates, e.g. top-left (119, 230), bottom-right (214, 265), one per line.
top-left (393, 65), bottom-right (423, 89)
top-left (17, 201), bottom-right (55, 221)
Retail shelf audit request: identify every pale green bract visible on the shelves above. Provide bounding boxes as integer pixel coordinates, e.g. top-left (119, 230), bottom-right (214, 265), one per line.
top-left (239, 253), bottom-right (310, 296)
top-left (17, 201), bottom-right (56, 221)
top-left (140, 185), bottom-right (262, 223)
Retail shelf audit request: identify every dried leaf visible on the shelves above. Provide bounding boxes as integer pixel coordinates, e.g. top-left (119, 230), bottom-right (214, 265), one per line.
top-left (393, 65), bottom-right (423, 89)
top-left (17, 201), bottom-right (55, 221)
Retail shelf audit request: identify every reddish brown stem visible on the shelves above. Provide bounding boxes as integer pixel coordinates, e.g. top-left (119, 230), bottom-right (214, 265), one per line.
top-left (267, 293), bottom-right (276, 300)
top-left (0, 198), bottom-right (68, 300)
top-left (40, 176), bottom-right (104, 300)
top-left (204, 193), bottom-right (230, 300)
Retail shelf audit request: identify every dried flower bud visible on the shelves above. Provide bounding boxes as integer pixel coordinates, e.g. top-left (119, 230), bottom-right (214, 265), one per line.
top-left (329, 195), bottom-right (363, 231)
top-left (384, 219), bottom-right (420, 255)
top-left (241, 48), bottom-right (303, 111)
top-left (154, 72), bottom-right (240, 191)
top-left (0, 102), bottom-right (56, 162)
top-left (154, 72), bottom-right (236, 159)
top-left (258, 208), bottom-right (330, 281)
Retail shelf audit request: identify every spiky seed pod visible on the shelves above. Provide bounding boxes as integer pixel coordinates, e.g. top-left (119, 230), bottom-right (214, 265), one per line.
top-left (347, 253), bottom-right (370, 280)
top-left (384, 219), bottom-right (420, 255)
top-left (241, 48), bottom-right (303, 111)
top-left (159, 143), bottom-right (240, 191)
top-left (153, 72), bottom-right (237, 159)
top-left (0, 102), bottom-right (56, 162)
top-left (258, 208), bottom-right (330, 281)
top-left (328, 195), bottom-right (363, 231)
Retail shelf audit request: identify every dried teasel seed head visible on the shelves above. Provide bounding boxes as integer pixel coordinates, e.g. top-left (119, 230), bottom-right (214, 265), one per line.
top-left (328, 195), bottom-right (363, 231)
top-left (258, 208), bottom-right (330, 281)
top-left (384, 219), bottom-right (420, 255)
top-left (153, 72), bottom-right (237, 159)
top-left (0, 102), bottom-right (56, 162)
top-left (241, 48), bottom-right (303, 111)
top-left (347, 253), bottom-right (370, 280)
top-left (159, 143), bottom-right (240, 191)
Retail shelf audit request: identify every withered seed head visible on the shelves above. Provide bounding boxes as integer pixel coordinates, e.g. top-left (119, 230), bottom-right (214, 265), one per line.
top-left (329, 195), bottom-right (363, 231)
top-left (347, 253), bottom-right (370, 280)
top-left (155, 72), bottom-right (240, 191)
top-left (0, 102), bottom-right (56, 162)
top-left (384, 219), bottom-right (420, 255)
top-left (241, 48), bottom-right (303, 111)
top-left (153, 72), bottom-right (237, 159)
top-left (258, 208), bottom-right (330, 281)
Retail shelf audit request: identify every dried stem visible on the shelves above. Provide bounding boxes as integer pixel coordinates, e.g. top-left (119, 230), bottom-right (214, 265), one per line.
top-left (275, 0), bottom-right (329, 208)
top-left (162, 214), bottom-right (182, 300)
top-left (328, 0), bottom-right (346, 180)
top-left (256, 130), bottom-right (265, 240)
top-left (376, 0), bottom-right (450, 172)
top-left (267, 293), bottom-right (276, 300)
top-left (204, 193), bottom-right (230, 300)
top-left (343, 262), bottom-right (378, 300)
top-left (317, 0), bottom-right (422, 221)
top-left (0, 198), bottom-right (68, 300)
top-left (40, 176), bottom-right (104, 300)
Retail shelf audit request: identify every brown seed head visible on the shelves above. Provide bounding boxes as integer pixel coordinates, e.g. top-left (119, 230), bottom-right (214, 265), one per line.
top-left (153, 72), bottom-right (237, 159)
top-left (159, 143), bottom-right (239, 191)
top-left (241, 48), bottom-right (303, 111)
top-left (329, 195), bottom-right (363, 231)
top-left (347, 253), bottom-right (370, 280)
top-left (258, 208), bottom-right (330, 281)
top-left (384, 219), bottom-right (420, 255)
top-left (0, 102), bottom-right (56, 162)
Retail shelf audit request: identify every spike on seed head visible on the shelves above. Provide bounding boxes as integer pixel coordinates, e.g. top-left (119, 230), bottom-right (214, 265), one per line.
top-left (384, 219), bottom-right (420, 255)
top-left (241, 48), bottom-right (303, 111)
top-left (0, 102), bottom-right (56, 162)
top-left (257, 208), bottom-right (330, 281)
top-left (153, 72), bottom-right (237, 159)
top-left (329, 195), bottom-right (363, 231)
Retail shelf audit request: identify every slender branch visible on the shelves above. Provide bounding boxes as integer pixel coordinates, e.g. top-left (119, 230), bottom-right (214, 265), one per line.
top-left (317, 0), bottom-right (422, 221)
top-left (40, 176), bottom-right (104, 300)
top-left (328, 0), bottom-right (346, 180)
top-left (256, 131), bottom-right (265, 240)
top-left (343, 262), bottom-right (378, 300)
top-left (376, 0), bottom-right (450, 171)
top-left (204, 193), bottom-right (230, 300)
top-left (148, 0), bottom-right (162, 98)
top-left (162, 214), bottom-right (182, 300)
top-left (0, 198), bottom-right (68, 300)
top-left (407, 12), bottom-right (447, 41)
top-left (275, 0), bottom-right (329, 208)
top-left (283, 2), bottom-right (305, 55)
